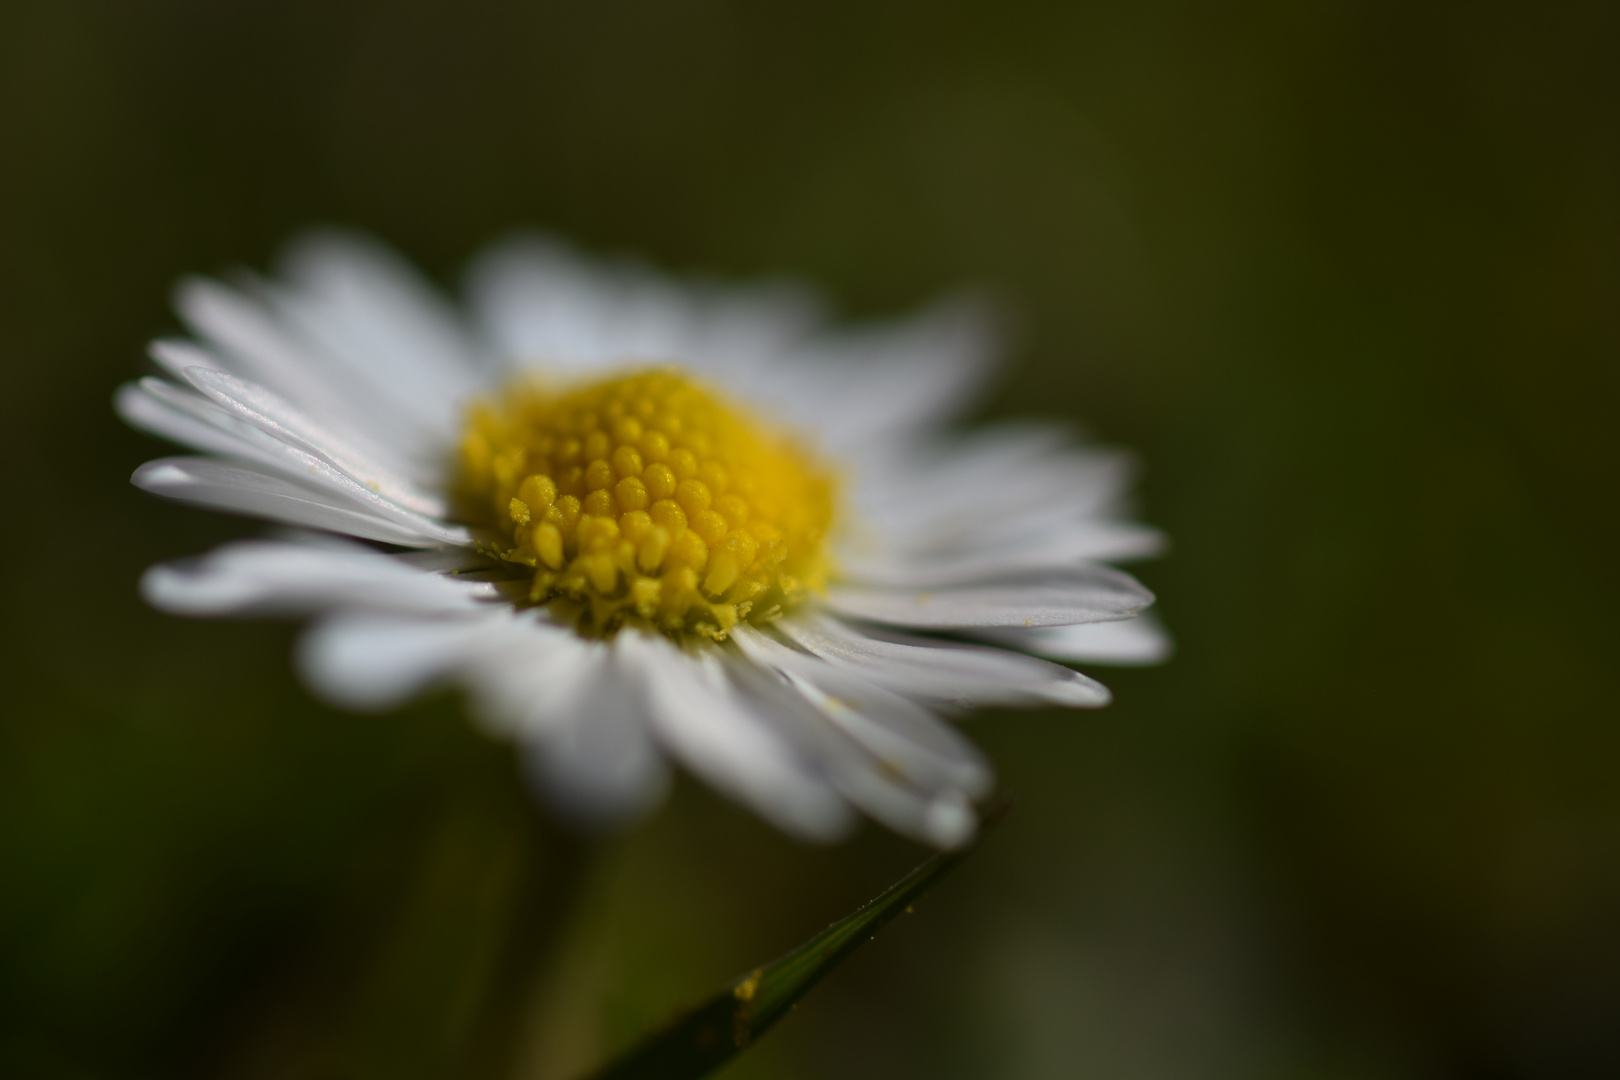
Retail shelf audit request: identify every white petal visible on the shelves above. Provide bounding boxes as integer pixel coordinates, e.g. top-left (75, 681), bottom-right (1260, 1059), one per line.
top-left (460, 619), bottom-right (608, 737)
top-left (140, 538), bottom-right (494, 616)
top-left (854, 435), bottom-right (1141, 555)
top-left (492, 636), bottom-right (670, 826)
top-left (273, 231), bottom-right (489, 438)
top-left (116, 379), bottom-right (282, 467)
top-left (616, 631), bottom-right (854, 841)
top-left (722, 657), bottom-right (980, 848)
top-left (171, 282), bottom-right (426, 459)
top-left (175, 364), bottom-right (448, 518)
top-left (521, 721), bottom-right (672, 828)
top-left (467, 235), bottom-right (997, 452)
top-left (730, 625), bottom-right (993, 796)
top-left (466, 234), bottom-right (824, 378)
top-left (775, 612), bottom-right (1110, 708)
top-left (672, 284), bottom-right (829, 386)
top-left (848, 424), bottom-right (1061, 522)
top-left (466, 235), bottom-right (630, 372)
top-left (836, 521), bottom-right (1167, 589)
top-left (971, 613), bottom-right (1174, 666)
top-left (864, 425), bottom-right (1124, 507)
top-left (171, 282), bottom-right (350, 422)
top-left (824, 565), bottom-right (1154, 629)
top-left (764, 299), bottom-right (999, 453)
top-left (301, 606), bottom-right (670, 825)
top-left (297, 612), bottom-right (497, 710)
top-left (131, 370), bottom-right (457, 535)
top-left (132, 457), bottom-right (468, 547)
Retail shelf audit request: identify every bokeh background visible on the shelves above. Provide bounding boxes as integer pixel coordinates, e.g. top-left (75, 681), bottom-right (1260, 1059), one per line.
top-left (2, 2), bottom-right (1617, 1078)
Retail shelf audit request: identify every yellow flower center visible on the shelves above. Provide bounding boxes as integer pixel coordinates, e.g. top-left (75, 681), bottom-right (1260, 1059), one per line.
top-left (456, 368), bottom-right (837, 639)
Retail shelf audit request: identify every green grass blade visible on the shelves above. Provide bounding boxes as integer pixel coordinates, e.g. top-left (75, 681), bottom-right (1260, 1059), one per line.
top-left (584, 798), bottom-right (1010, 1080)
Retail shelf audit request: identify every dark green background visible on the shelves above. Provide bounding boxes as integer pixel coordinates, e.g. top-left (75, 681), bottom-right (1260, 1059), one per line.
top-left (2, 2), bottom-right (1616, 1077)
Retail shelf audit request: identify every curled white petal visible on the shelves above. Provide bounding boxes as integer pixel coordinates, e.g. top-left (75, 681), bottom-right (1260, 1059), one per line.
top-left (836, 521), bottom-right (1166, 589)
top-left (776, 612), bottom-right (1110, 708)
top-left (972, 613), bottom-right (1174, 666)
top-left (132, 457), bottom-right (469, 548)
top-left (722, 657), bottom-right (981, 849)
top-left (141, 538), bottom-right (494, 616)
top-left (174, 364), bottom-right (448, 517)
top-left (824, 565), bottom-right (1154, 629)
top-left (617, 631), bottom-right (854, 842)
top-left (127, 372), bottom-right (458, 533)
top-left (731, 624), bottom-right (993, 798)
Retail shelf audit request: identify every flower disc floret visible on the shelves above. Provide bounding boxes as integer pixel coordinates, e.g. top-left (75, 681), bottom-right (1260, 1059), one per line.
top-left (457, 369), bottom-right (836, 639)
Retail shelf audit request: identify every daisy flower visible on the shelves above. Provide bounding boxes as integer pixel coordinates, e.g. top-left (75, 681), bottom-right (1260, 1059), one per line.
top-left (118, 232), bottom-right (1168, 848)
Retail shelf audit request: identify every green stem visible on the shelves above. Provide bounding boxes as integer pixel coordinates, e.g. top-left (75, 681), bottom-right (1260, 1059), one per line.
top-left (586, 797), bottom-right (1010, 1080)
top-left (463, 804), bottom-right (596, 1080)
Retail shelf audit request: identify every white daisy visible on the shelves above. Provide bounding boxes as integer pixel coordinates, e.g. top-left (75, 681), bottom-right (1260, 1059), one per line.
top-left (118, 232), bottom-right (1169, 848)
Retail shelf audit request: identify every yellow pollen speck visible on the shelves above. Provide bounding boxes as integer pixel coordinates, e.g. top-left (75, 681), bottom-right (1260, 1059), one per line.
top-left (733, 968), bottom-right (763, 1002)
top-left (455, 368), bottom-right (837, 640)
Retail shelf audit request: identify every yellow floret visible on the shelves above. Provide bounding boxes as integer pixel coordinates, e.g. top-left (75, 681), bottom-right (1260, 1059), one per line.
top-left (455, 368), bottom-right (837, 639)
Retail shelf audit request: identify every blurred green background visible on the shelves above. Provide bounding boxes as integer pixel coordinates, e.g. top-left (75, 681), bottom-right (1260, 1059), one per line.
top-left (2, 1), bottom-right (1617, 1077)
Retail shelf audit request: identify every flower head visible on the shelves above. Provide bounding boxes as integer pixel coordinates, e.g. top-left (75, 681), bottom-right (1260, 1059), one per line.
top-left (119, 232), bottom-right (1168, 847)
